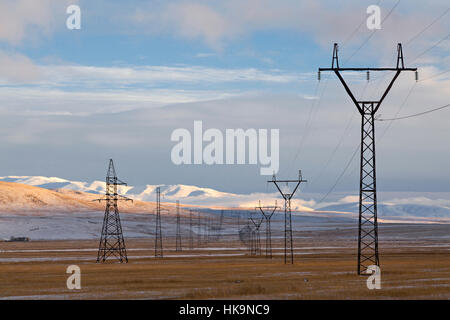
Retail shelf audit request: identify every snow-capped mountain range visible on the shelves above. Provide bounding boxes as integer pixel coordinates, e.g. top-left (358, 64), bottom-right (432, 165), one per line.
top-left (0, 175), bottom-right (284, 209)
top-left (0, 176), bottom-right (449, 222)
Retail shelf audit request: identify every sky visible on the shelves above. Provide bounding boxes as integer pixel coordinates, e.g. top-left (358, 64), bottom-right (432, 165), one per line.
top-left (0, 0), bottom-right (449, 195)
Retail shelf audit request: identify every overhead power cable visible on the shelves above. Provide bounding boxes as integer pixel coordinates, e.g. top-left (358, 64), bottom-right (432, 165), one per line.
top-left (376, 103), bottom-right (450, 121)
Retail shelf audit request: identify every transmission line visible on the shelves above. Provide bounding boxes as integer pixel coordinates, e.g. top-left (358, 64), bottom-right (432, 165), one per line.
top-left (313, 5), bottom-right (448, 205)
top-left (316, 143), bottom-right (360, 205)
top-left (344, 0), bottom-right (401, 63)
top-left (377, 103), bottom-right (450, 121)
top-left (411, 34), bottom-right (449, 63)
top-left (418, 69), bottom-right (450, 82)
top-left (304, 81), bottom-right (368, 193)
top-left (405, 7), bottom-right (450, 46)
top-left (287, 0), bottom-right (387, 175)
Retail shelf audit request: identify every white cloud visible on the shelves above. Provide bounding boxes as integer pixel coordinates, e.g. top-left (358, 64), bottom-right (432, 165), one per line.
top-left (0, 62), bottom-right (305, 87)
top-left (0, 86), bottom-right (239, 116)
top-left (130, 1), bottom-right (448, 50)
top-left (0, 0), bottom-right (78, 45)
top-left (37, 64), bottom-right (303, 86)
top-left (0, 51), bottom-right (41, 82)
top-left (165, 2), bottom-right (233, 50)
top-left (0, 62), bottom-right (311, 117)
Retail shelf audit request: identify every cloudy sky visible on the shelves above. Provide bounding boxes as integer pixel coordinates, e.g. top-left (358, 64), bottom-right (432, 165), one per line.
top-left (0, 0), bottom-right (448, 196)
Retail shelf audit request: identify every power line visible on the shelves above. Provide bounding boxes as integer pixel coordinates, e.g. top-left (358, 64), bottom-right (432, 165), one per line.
top-left (305, 81), bottom-right (368, 192)
top-left (379, 82), bottom-right (416, 139)
top-left (377, 33), bottom-right (448, 137)
top-left (314, 88), bottom-right (443, 205)
top-left (378, 32), bottom-right (449, 137)
top-left (344, 0), bottom-right (401, 63)
top-left (286, 81), bottom-right (321, 173)
top-left (302, 1), bottom-right (401, 182)
top-left (343, 0), bottom-right (384, 46)
top-left (287, 0), bottom-right (388, 174)
top-left (377, 103), bottom-right (450, 121)
top-left (313, 6), bottom-right (448, 207)
top-left (316, 143), bottom-right (360, 205)
top-left (365, 7), bottom-right (449, 100)
top-left (418, 69), bottom-right (450, 82)
top-left (405, 7), bottom-right (450, 46)
top-left (411, 34), bottom-right (449, 62)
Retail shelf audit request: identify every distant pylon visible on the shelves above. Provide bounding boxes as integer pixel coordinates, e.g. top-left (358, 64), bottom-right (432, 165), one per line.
top-left (176, 200), bottom-right (182, 251)
top-left (237, 211), bottom-right (241, 229)
top-left (155, 187), bottom-right (163, 257)
top-left (216, 210), bottom-right (224, 240)
top-left (197, 211), bottom-right (201, 246)
top-left (250, 209), bottom-right (264, 256)
top-left (203, 216), bottom-right (208, 243)
top-left (189, 209), bottom-right (194, 249)
top-left (96, 159), bottom-right (132, 263)
top-left (257, 200), bottom-right (279, 259)
top-left (206, 217), bottom-right (210, 242)
top-left (268, 170), bottom-right (307, 264)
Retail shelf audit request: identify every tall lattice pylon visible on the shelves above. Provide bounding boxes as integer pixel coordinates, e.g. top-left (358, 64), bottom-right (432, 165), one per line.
top-left (268, 170), bottom-right (307, 264)
top-left (96, 159), bottom-right (132, 263)
top-left (257, 201), bottom-right (278, 259)
top-left (176, 200), bottom-right (182, 251)
top-left (155, 187), bottom-right (163, 257)
top-left (319, 43), bottom-right (417, 274)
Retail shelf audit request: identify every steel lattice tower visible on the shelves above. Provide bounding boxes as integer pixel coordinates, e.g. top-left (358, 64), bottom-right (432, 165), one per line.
top-left (257, 201), bottom-right (278, 259)
top-left (155, 187), bottom-right (163, 257)
top-left (204, 217), bottom-right (208, 243)
top-left (319, 43), bottom-right (417, 274)
top-left (176, 200), bottom-right (182, 251)
top-left (268, 170), bottom-right (307, 264)
top-left (217, 210), bottom-right (224, 240)
top-left (96, 159), bottom-right (132, 263)
top-left (197, 211), bottom-right (201, 246)
top-left (249, 210), bottom-right (264, 256)
top-left (189, 209), bottom-right (194, 249)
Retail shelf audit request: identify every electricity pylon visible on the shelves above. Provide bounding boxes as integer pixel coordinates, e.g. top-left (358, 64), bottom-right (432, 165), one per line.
top-left (257, 200), bottom-right (279, 259)
top-left (268, 170), bottom-right (307, 264)
top-left (176, 200), bottom-right (182, 251)
top-left (217, 210), bottom-right (224, 240)
top-left (319, 43), bottom-right (417, 275)
top-left (189, 209), bottom-right (194, 249)
top-left (197, 211), bottom-right (201, 246)
top-left (96, 159), bottom-right (132, 263)
top-left (155, 187), bottom-right (163, 257)
top-left (250, 209), bottom-right (264, 256)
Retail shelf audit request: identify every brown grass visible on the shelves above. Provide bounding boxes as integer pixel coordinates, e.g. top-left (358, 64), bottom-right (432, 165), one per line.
top-left (0, 238), bottom-right (449, 299)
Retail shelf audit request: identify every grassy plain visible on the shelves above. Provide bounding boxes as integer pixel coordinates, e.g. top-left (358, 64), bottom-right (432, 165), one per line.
top-left (0, 235), bottom-right (449, 299)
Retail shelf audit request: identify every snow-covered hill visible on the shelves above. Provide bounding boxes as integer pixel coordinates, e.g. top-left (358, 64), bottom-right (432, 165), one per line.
top-left (0, 181), bottom-right (165, 215)
top-left (0, 175), bottom-right (313, 210)
top-left (0, 176), bottom-right (449, 222)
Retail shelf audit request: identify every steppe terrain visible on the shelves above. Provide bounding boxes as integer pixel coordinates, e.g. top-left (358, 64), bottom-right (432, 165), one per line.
top-left (0, 229), bottom-right (449, 299)
top-left (0, 181), bottom-right (449, 299)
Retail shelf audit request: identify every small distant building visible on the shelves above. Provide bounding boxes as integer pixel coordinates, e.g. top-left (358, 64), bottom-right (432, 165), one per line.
top-left (7, 236), bottom-right (30, 242)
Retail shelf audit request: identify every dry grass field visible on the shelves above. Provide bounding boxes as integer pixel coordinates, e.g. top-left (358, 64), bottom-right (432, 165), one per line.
top-left (0, 235), bottom-right (449, 299)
